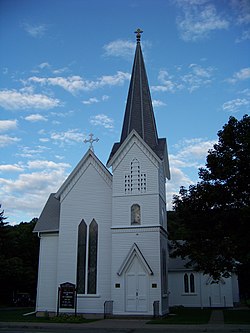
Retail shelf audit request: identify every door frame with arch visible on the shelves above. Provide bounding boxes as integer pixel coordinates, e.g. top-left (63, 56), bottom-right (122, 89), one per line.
top-left (117, 243), bottom-right (153, 314)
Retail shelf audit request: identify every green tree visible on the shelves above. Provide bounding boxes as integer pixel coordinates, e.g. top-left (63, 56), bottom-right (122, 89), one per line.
top-left (171, 115), bottom-right (250, 295)
top-left (0, 211), bottom-right (39, 305)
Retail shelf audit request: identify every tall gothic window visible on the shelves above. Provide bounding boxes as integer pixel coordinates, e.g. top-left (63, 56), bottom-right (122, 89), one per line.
top-left (77, 219), bottom-right (87, 294)
top-left (162, 248), bottom-right (168, 294)
top-left (184, 273), bottom-right (195, 293)
top-left (190, 273), bottom-right (195, 293)
top-left (184, 273), bottom-right (189, 293)
top-left (131, 204), bottom-right (141, 224)
top-left (77, 219), bottom-right (98, 295)
top-left (87, 219), bottom-right (98, 294)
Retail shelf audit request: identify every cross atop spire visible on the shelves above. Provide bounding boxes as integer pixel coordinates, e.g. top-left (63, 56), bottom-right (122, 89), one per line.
top-left (84, 133), bottom-right (99, 152)
top-left (135, 28), bottom-right (143, 43)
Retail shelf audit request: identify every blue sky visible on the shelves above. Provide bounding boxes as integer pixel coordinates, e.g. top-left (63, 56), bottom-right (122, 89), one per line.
top-left (0, 0), bottom-right (249, 224)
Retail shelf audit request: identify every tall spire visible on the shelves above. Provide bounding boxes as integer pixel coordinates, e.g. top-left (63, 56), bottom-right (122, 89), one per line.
top-left (120, 28), bottom-right (159, 150)
top-left (107, 29), bottom-right (168, 167)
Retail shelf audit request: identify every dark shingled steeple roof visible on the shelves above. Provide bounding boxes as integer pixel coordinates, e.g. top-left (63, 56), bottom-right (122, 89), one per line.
top-left (120, 30), bottom-right (158, 148)
top-left (107, 29), bottom-right (166, 164)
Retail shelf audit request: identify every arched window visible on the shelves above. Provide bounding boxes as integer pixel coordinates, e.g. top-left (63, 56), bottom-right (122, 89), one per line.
top-left (184, 273), bottom-right (189, 293)
top-left (87, 219), bottom-right (98, 294)
top-left (77, 219), bottom-right (87, 294)
top-left (162, 248), bottom-right (168, 294)
top-left (184, 273), bottom-right (195, 294)
top-left (190, 273), bottom-right (195, 293)
top-left (131, 204), bottom-right (141, 225)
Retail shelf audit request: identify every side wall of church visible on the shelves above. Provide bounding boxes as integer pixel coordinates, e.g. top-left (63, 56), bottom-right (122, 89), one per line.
top-left (36, 233), bottom-right (59, 313)
top-left (56, 159), bottom-right (112, 313)
top-left (168, 271), bottom-right (235, 307)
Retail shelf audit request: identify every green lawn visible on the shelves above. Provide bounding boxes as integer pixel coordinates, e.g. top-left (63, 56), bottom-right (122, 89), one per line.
top-left (223, 309), bottom-right (250, 324)
top-left (148, 307), bottom-right (211, 325)
top-left (0, 308), bottom-right (94, 323)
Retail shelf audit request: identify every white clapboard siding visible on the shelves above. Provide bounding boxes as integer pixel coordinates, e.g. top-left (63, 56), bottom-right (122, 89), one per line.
top-left (111, 228), bottom-right (162, 315)
top-left (56, 156), bottom-right (112, 313)
top-left (36, 233), bottom-right (59, 312)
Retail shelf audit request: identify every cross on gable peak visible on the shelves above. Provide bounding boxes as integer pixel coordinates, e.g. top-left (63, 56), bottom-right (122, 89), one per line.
top-left (84, 133), bottom-right (99, 153)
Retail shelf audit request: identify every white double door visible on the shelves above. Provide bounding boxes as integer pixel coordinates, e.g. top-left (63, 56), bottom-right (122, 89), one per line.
top-left (125, 256), bottom-right (148, 312)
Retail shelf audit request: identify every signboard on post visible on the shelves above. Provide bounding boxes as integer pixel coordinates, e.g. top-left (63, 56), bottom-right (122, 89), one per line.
top-left (57, 282), bottom-right (77, 316)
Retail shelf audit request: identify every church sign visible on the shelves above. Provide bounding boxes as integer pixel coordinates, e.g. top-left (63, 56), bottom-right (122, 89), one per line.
top-left (58, 282), bottom-right (76, 310)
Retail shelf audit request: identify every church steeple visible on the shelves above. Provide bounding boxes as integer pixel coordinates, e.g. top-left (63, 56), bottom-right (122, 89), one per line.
top-left (120, 28), bottom-right (159, 151)
top-left (107, 29), bottom-right (169, 176)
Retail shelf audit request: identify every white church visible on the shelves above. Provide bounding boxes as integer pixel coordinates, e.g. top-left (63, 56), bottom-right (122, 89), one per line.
top-left (34, 30), bottom-right (239, 317)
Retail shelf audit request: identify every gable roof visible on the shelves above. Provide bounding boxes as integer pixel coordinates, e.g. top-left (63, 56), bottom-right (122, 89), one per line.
top-left (55, 148), bottom-right (112, 200)
top-left (33, 193), bottom-right (60, 233)
top-left (34, 149), bottom-right (112, 233)
top-left (117, 243), bottom-right (154, 276)
top-left (107, 31), bottom-right (168, 166)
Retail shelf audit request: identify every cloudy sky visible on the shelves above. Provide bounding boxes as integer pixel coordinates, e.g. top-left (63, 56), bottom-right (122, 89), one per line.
top-left (0, 0), bottom-right (249, 224)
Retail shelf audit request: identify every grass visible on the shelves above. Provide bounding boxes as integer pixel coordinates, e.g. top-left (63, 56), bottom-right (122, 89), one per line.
top-left (0, 307), bottom-right (95, 323)
top-left (148, 307), bottom-right (211, 325)
top-left (223, 309), bottom-right (250, 324)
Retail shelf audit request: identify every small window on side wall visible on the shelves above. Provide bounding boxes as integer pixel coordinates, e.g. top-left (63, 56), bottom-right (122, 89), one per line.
top-left (131, 204), bottom-right (141, 225)
top-left (184, 273), bottom-right (195, 294)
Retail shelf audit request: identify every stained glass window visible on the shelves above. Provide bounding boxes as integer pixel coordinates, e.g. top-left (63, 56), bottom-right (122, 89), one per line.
top-left (87, 219), bottom-right (98, 294)
top-left (131, 204), bottom-right (141, 224)
top-left (190, 273), bottom-right (195, 293)
top-left (184, 273), bottom-right (189, 293)
top-left (162, 248), bottom-right (168, 294)
top-left (77, 219), bottom-right (87, 294)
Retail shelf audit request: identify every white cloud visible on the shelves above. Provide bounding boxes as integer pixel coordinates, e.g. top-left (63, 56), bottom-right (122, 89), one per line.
top-left (103, 39), bottom-right (135, 59)
top-left (231, 0), bottom-right (250, 25)
top-left (152, 64), bottom-right (214, 93)
top-left (24, 114), bottom-right (48, 122)
top-left (166, 166), bottom-right (194, 210)
top-left (170, 138), bottom-right (216, 172)
top-left (226, 67), bottom-right (250, 83)
top-left (39, 138), bottom-right (50, 143)
top-left (82, 97), bottom-right (99, 105)
top-left (22, 23), bottom-right (47, 38)
top-left (0, 164), bottom-right (24, 173)
top-left (16, 145), bottom-right (50, 158)
top-left (0, 135), bottom-right (21, 147)
top-left (0, 168), bottom-right (68, 222)
top-left (51, 129), bottom-right (86, 145)
top-left (235, 29), bottom-right (250, 43)
top-left (82, 95), bottom-right (109, 105)
top-left (175, 1), bottom-right (229, 41)
top-left (152, 99), bottom-right (166, 107)
top-left (90, 114), bottom-right (114, 129)
top-left (165, 136), bottom-right (216, 209)
top-left (222, 98), bottom-right (249, 112)
top-left (0, 160), bottom-right (71, 221)
top-left (0, 119), bottom-right (18, 132)
top-left (27, 160), bottom-right (70, 170)
top-left (0, 90), bottom-right (60, 110)
top-left (27, 72), bottom-right (130, 94)
top-left (181, 64), bottom-right (214, 92)
top-left (234, 67), bottom-right (250, 80)
top-left (38, 62), bottom-right (50, 69)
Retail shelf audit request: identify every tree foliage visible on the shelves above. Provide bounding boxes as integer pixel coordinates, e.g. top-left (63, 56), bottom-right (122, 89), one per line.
top-left (171, 115), bottom-right (250, 289)
top-left (0, 209), bottom-right (39, 305)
